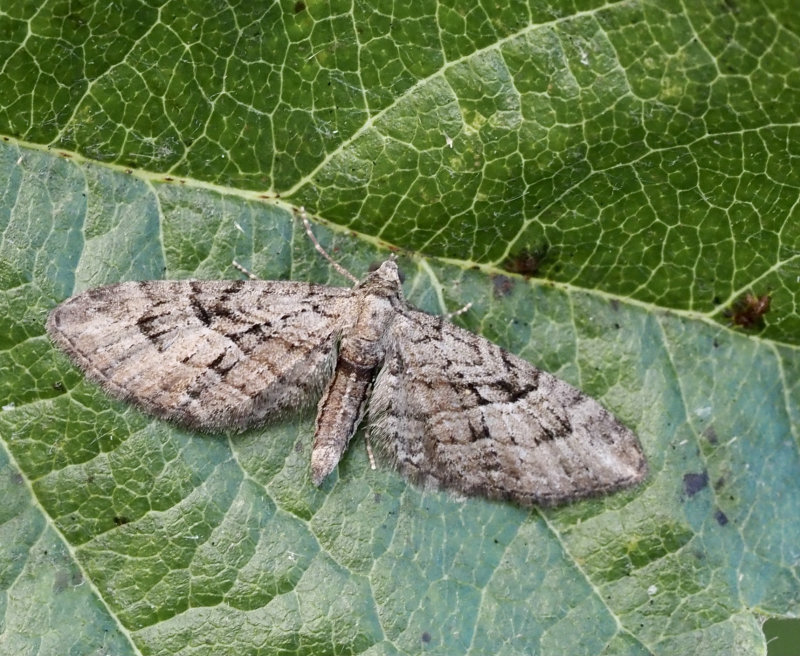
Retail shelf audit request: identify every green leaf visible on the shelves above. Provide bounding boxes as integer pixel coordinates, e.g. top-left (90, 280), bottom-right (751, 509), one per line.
top-left (1, 2), bottom-right (798, 655)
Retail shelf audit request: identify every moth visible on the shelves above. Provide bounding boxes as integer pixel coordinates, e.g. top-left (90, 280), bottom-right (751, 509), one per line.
top-left (47, 232), bottom-right (647, 506)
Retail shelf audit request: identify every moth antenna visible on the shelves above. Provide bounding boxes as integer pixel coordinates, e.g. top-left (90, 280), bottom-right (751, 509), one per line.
top-left (299, 207), bottom-right (360, 285)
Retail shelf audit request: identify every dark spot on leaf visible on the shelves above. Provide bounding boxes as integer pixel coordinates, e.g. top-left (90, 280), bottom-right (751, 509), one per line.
top-left (421, 632), bottom-right (431, 643)
top-left (714, 510), bottom-right (729, 526)
top-left (703, 425), bottom-right (718, 444)
top-left (294, 0), bottom-right (306, 12)
top-left (492, 275), bottom-right (514, 297)
top-left (113, 516), bottom-right (129, 526)
top-left (714, 477), bottom-right (725, 490)
top-left (12, 472), bottom-right (23, 485)
top-left (683, 471), bottom-right (708, 497)
top-left (294, 439), bottom-right (303, 453)
top-left (725, 292), bottom-right (771, 329)
top-left (53, 380), bottom-right (63, 390)
top-left (712, 338), bottom-right (720, 348)
top-left (502, 246), bottom-right (548, 277)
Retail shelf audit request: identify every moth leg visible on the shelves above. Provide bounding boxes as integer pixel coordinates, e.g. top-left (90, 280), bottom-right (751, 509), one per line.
top-left (231, 260), bottom-right (259, 280)
top-left (299, 207), bottom-right (360, 285)
top-left (444, 301), bottom-right (472, 321)
top-left (365, 437), bottom-right (377, 471)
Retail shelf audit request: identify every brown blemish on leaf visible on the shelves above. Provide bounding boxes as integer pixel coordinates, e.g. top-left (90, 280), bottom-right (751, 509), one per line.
top-left (725, 293), bottom-right (771, 329)
top-left (502, 246), bottom-right (548, 278)
top-left (492, 275), bottom-right (514, 297)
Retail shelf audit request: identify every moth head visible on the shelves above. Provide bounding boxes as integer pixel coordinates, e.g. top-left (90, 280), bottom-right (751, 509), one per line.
top-left (359, 258), bottom-right (403, 297)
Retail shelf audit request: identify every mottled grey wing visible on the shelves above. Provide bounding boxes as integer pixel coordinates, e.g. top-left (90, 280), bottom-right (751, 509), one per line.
top-left (48, 279), bottom-right (352, 431)
top-left (368, 309), bottom-right (647, 506)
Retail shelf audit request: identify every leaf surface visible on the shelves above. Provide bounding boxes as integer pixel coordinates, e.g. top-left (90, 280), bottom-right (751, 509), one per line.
top-left (1, 2), bottom-right (798, 655)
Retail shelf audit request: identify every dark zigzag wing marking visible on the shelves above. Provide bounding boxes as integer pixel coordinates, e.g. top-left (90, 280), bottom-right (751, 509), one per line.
top-left (368, 308), bottom-right (647, 506)
top-left (47, 280), bottom-right (353, 431)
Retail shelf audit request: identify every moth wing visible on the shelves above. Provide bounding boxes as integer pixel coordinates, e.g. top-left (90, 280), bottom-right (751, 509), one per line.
top-left (48, 280), bottom-right (352, 431)
top-left (369, 309), bottom-right (647, 505)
